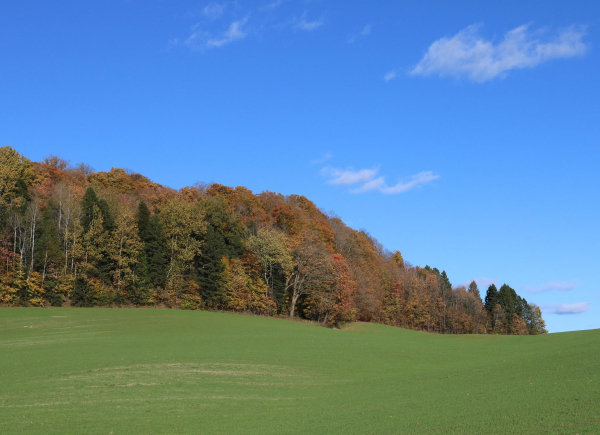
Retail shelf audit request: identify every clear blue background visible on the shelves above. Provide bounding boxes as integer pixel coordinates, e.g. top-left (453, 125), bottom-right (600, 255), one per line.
top-left (1, 0), bottom-right (598, 332)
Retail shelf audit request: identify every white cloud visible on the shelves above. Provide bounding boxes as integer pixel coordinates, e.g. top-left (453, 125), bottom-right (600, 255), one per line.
top-left (322, 167), bottom-right (379, 186)
top-left (411, 23), bottom-right (588, 82)
top-left (203, 3), bottom-right (226, 20)
top-left (524, 280), bottom-right (580, 294)
top-left (207, 18), bottom-right (249, 48)
top-left (310, 152), bottom-right (333, 165)
top-left (349, 23), bottom-right (372, 43)
top-left (322, 166), bottom-right (439, 195)
top-left (260, 0), bottom-right (287, 11)
top-left (543, 302), bottom-right (591, 315)
top-left (295, 12), bottom-right (324, 31)
top-left (384, 70), bottom-right (397, 81)
top-left (355, 171), bottom-right (439, 194)
top-left (187, 18), bottom-right (249, 50)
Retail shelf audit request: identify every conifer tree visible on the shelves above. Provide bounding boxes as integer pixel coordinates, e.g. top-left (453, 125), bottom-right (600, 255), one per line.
top-left (498, 284), bottom-right (517, 333)
top-left (196, 226), bottom-right (226, 306)
top-left (484, 284), bottom-right (498, 313)
top-left (467, 280), bottom-right (481, 302)
top-left (135, 202), bottom-right (168, 289)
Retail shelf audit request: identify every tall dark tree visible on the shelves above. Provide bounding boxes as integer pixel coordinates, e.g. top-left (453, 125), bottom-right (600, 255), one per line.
top-left (498, 284), bottom-right (518, 333)
top-left (439, 271), bottom-right (452, 295)
top-left (201, 196), bottom-right (245, 258)
top-left (71, 276), bottom-right (92, 307)
top-left (195, 225), bottom-right (226, 306)
top-left (484, 284), bottom-right (498, 313)
top-left (137, 201), bottom-right (151, 242)
top-left (136, 202), bottom-right (167, 289)
top-left (467, 280), bottom-right (481, 302)
top-left (81, 187), bottom-right (114, 233)
top-left (81, 187), bottom-right (99, 233)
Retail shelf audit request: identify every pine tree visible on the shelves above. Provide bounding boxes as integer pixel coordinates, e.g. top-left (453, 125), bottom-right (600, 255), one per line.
top-left (81, 187), bottom-right (99, 233)
top-left (467, 280), bottom-right (481, 302)
top-left (137, 201), bottom-right (150, 242)
top-left (146, 214), bottom-right (167, 288)
top-left (498, 284), bottom-right (517, 333)
top-left (71, 276), bottom-right (91, 307)
top-left (195, 226), bottom-right (226, 306)
top-left (484, 284), bottom-right (498, 313)
top-left (135, 202), bottom-right (167, 289)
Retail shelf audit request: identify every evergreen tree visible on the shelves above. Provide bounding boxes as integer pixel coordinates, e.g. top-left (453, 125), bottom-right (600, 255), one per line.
top-left (195, 225), bottom-right (226, 306)
top-left (439, 270), bottom-right (452, 295)
top-left (484, 284), bottom-right (498, 313)
top-left (498, 284), bottom-right (518, 333)
top-left (137, 201), bottom-right (150, 242)
top-left (81, 187), bottom-right (99, 233)
top-left (146, 213), bottom-right (167, 288)
top-left (71, 276), bottom-right (91, 307)
top-left (134, 202), bottom-right (167, 290)
top-left (467, 280), bottom-right (481, 302)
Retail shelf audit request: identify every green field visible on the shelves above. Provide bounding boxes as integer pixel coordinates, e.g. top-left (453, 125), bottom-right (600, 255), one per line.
top-left (0, 308), bottom-right (598, 434)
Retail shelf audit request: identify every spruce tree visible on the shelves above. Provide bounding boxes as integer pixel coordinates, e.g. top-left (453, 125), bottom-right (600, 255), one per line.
top-left (468, 280), bottom-right (481, 302)
top-left (146, 214), bottom-right (167, 288)
top-left (71, 276), bottom-right (91, 307)
top-left (484, 284), bottom-right (498, 313)
top-left (439, 271), bottom-right (452, 295)
top-left (137, 201), bottom-right (150, 242)
top-left (81, 187), bottom-right (99, 233)
top-left (195, 225), bottom-right (226, 307)
top-left (498, 284), bottom-right (517, 333)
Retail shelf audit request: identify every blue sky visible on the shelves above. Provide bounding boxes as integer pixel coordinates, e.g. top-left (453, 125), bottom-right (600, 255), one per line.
top-left (1, 0), bottom-right (599, 332)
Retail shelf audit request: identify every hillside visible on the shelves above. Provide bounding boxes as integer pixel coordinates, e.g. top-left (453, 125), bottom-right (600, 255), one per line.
top-left (0, 308), bottom-right (596, 434)
top-left (0, 146), bottom-right (546, 334)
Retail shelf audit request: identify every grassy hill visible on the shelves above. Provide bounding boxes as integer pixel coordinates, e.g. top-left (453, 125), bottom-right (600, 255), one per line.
top-left (0, 308), bottom-right (597, 434)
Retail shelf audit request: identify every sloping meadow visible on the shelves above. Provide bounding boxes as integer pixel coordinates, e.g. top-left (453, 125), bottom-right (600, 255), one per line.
top-left (0, 308), bottom-right (597, 434)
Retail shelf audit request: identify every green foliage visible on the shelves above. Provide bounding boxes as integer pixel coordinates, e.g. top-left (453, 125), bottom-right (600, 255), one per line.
top-left (484, 284), bottom-right (498, 313)
top-left (71, 276), bottom-right (91, 307)
top-left (195, 225), bottom-right (226, 306)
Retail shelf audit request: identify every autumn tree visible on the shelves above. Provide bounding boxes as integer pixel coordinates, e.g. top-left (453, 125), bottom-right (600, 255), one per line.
top-left (286, 231), bottom-right (333, 318)
top-left (161, 197), bottom-right (206, 300)
top-left (526, 304), bottom-right (548, 335)
top-left (247, 228), bottom-right (292, 298)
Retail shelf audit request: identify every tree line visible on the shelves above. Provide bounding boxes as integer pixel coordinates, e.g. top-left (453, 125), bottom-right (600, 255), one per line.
top-left (0, 146), bottom-right (546, 334)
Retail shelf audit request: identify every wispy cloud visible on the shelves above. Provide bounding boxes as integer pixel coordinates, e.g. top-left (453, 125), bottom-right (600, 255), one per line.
top-left (260, 0), bottom-right (287, 11)
top-left (294, 12), bottom-right (324, 31)
top-left (348, 24), bottom-right (372, 43)
top-left (186, 17), bottom-right (249, 50)
top-left (411, 23), bottom-right (588, 82)
top-left (523, 280), bottom-right (580, 294)
top-left (352, 171), bottom-right (439, 194)
top-left (384, 70), bottom-right (397, 82)
top-left (203, 3), bottom-right (226, 20)
top-left (322, 167), bottom-right (379, 186)
top-left (321, 166), bottom-right (439, 195)
top-left (542, 302), bottom-right (591, 315)
top-left (207, 18), bottom-right (249, 47)
top-left (310, 152), bottom-right (333, 165)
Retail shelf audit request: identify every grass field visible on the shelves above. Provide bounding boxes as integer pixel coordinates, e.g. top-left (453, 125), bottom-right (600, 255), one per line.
top-left (0, 308), bottom-right (598, 434)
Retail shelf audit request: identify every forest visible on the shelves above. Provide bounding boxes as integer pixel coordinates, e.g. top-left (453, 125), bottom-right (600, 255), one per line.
top-left (0, 146), bottom-right (546, 334)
